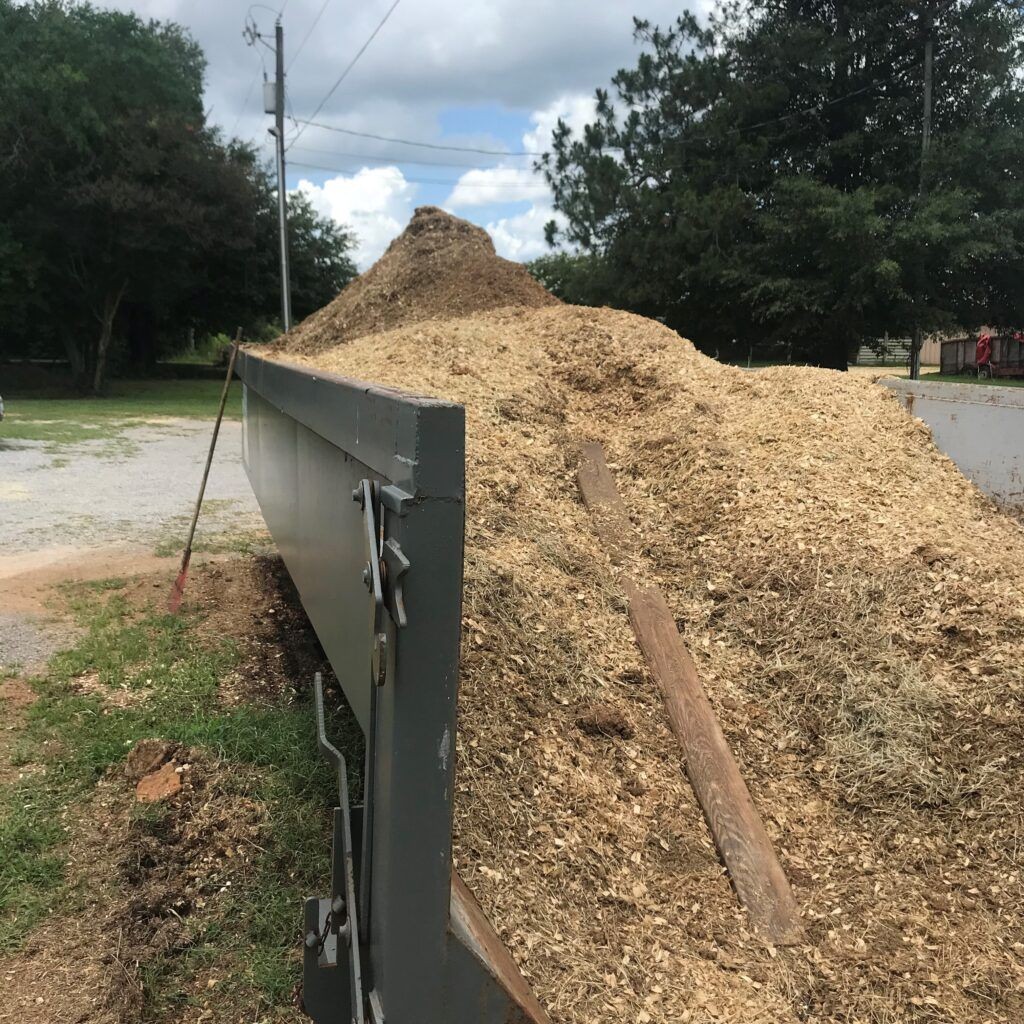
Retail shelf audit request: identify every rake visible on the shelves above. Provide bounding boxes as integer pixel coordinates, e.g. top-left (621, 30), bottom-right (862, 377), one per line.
top-left (168, 329), bottom-right (241, 613)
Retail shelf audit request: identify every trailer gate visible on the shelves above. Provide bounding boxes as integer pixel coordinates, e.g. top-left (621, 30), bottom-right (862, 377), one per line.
top-left (237, 351), bottom-right (548, 1024)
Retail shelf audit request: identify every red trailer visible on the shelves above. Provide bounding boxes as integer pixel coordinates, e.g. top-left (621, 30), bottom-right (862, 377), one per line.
top-left (941, 333), bottom-right (1024, 377)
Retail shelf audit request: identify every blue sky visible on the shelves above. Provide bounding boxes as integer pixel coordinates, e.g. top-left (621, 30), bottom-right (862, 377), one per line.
top-left (107, 1), bottom-right (707, 268)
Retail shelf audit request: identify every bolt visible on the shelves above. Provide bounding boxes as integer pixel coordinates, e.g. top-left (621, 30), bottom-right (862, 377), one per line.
top-left (362, 564), bottom-right (372, 590)
top-left (352, 485), bottom-right (364, 507)
top-left (304, 930), bottom-right (319, 949)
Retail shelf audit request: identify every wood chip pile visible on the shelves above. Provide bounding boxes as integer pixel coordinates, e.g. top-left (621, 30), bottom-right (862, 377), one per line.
top-left (275, 205), bottom-right (558, 355)
top-left (269, 210), bottom-right (1024, 1023)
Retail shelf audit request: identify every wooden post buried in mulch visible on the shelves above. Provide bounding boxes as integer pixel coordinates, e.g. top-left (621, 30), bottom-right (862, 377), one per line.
top-left (577, 442), bottom-right (803, 945)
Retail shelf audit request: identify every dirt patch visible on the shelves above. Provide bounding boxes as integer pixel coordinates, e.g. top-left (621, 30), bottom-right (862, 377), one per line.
top-left (575, 706), bottom-right (634, 739)
top-left (0, 744), bottom-right (274, 1024)
top-left (273, 205), bottom-right (558, 355)
top-left (1, 677), bottom-right (37, 712)
top-left (0, 678), bottom-right (38, 786)
top-left (268, 209), bottom-right (1024, 1022)
top-left (0, 547), bottom-right (251, 678)
top-left (134, 762), bottom-right (183, 803)
top-left (125, 739), bottom-right (178, 781)
top-left (71, 670), bottom-right (150, 709)
top-left (186, 555), bottom-right (335, 706)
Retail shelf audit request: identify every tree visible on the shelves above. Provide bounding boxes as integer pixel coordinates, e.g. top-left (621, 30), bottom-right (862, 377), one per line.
top-left (0, 1), bottom-right (357, 391)
top-left (540, 3), bottom-right (1024, 369)
top-left (526, 252), bottom-right (615, 306)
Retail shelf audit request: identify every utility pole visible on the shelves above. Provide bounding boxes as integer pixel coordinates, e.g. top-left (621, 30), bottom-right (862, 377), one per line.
top-left (246, 15), bottom-right (293, 332)
top-left (273, 20), bottom-right (293, 332)
top-left (911, 5), bottom-right (934, 381)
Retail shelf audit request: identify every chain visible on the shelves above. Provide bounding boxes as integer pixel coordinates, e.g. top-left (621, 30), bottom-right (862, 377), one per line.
top-left (305, 896), bottom-right (348, 956)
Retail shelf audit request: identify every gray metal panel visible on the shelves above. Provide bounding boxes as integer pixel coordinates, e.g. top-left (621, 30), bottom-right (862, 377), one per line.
top-left (238, 350), bottom-right (466, 1024)
top-left (883, 378), bottom-right (1024, 510)
top-left (238, 351), bottom-right (462, 496)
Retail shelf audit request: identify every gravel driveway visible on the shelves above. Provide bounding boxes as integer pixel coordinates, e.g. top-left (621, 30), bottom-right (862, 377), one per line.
top-left (0, 417), bottom-right (263, 671)
top-left (0, 418), bottom-right (261, 558)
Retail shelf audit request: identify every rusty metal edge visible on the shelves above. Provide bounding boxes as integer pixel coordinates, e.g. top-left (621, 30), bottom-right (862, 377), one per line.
top-left (449, 872), bottom-right (552, 1024)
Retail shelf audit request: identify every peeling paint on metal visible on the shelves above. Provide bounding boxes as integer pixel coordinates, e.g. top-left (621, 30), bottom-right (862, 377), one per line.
top-left (439, 725), bottom-right (451, 772)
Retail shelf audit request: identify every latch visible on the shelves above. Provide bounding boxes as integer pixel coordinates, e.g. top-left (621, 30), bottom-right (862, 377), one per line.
top-left (353, 480), bottom-right (410, 686)
top-left (303, 479), bottom-right (411, 1024)
top-left (303, 672), bottom-right (366, 1024)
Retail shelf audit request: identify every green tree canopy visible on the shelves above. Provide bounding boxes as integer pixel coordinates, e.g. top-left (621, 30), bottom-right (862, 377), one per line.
top-left (540, 2), bottom-right (1024, 368)
top-left (0, 0), bottom-right (356, 391)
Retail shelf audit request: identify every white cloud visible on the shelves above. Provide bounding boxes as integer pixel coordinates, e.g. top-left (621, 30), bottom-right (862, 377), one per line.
top-left (442, 93), bottom-right (598, 261)
top-left (522, 93), bottom-right (600, 155)
top-left (105, 1), bottom-right (705, 147)
top-left (486, 204), bottom-right (566, 263)
top-left (445, 166), bottom-right (548, 208)
top-left (296, 167), bottom-right (416, 269)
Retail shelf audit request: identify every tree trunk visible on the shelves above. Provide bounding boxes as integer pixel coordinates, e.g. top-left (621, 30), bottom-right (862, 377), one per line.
top-left (126, 303), bottom-right (158, 376)
top-left (816, 333), bottom-right (850, 372)
top-left (92, 282), bottom-right (127, 395)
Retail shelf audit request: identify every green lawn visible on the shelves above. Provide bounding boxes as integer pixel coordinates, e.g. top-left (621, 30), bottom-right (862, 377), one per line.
top-left (1, 575), bottom-right (357, 1011)
top-left (920, 372), bottom-right (1024, 388)
top-left (2, 378), bottom-right (240, 444)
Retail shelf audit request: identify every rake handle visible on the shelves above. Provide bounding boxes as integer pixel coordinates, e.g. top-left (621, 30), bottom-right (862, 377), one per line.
top-left (178, 329), bottom-right (241, 572)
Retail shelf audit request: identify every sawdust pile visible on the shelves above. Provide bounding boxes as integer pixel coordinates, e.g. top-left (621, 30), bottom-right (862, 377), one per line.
top-left (269, 211), bottom-right (1024, 1023)
top-left (276, 206), bottom-right (558, 354)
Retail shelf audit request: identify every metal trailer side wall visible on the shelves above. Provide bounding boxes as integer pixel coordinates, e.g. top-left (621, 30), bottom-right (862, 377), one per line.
top-left (882, 378), bottom-right (1024, 511)
top-left (239, 351), bottom-right (466, 1023)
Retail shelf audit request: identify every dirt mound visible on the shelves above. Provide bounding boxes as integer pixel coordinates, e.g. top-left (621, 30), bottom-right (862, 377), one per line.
top-left (0, 746), bottom-right (271, 1024)
top-left (268, 217), bottom-right (1024, 1023)
top-left (275, 206), bottom-right (559, 354)
top-left (187, 554), bottom-right (336, 706)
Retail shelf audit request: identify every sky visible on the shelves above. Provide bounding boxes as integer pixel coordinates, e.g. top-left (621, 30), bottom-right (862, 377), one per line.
top-left (104, 0), bottom-right (708, 269)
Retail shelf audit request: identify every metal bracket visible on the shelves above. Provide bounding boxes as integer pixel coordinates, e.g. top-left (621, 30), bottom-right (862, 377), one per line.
top-left (303, 672), bottom-right (366, 1024)
top-left (351, 479), bottom-right (412, 977)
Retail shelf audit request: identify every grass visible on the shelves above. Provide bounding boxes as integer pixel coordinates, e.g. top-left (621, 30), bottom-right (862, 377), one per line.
top-left (0, 779), bottom-right (66, 950)
top-left (153, 523), bottom-right (273, 560)
top-left (1, 379), bottom-right (241, 445)
top-left (921, 372), bottom-right (1024, 388)
top-left (0, 574), bottom-right (361, 1013)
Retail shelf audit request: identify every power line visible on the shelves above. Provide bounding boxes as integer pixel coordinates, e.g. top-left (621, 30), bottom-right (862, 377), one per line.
top-left (291, 118), bottom-right (545, 156)
top-left (288, 159), bottom-right (551, 190)
top-left (231, 65), bottom-right (262, 139)
top-left (290, 38), bottom-right (936, 163)
top-left (289, 143), bottom-right (525, 170)
top-left (288, 0), bottom-right (402, 151)
top-left (287, 0), bottom-right (332, 72)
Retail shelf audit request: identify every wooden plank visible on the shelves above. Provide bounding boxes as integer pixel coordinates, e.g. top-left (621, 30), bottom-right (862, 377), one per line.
top-left (577, 443), bottom-right (803, 945)
top-left (576, 441), bottom-right (634, 564)
top-left (626, 583), bottom-right (803, 944)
